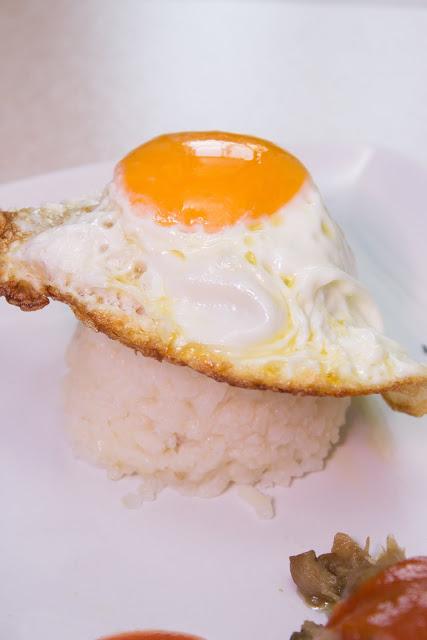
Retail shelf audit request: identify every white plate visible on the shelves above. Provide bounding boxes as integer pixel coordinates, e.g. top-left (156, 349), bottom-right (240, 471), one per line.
top-left (1, 146), bottom-right (426, 640)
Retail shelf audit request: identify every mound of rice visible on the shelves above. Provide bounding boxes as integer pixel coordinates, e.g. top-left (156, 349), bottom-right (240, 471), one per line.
top-left (64, 325), bottom-right (350, 504)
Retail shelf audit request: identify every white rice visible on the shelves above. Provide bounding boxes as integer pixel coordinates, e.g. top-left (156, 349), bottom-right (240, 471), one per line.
top-left (64, 325), bottom-right (350, 505)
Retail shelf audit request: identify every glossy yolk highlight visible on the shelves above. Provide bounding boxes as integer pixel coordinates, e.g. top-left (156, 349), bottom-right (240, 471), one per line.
top-left (115, 131), bottom-right (308, 231)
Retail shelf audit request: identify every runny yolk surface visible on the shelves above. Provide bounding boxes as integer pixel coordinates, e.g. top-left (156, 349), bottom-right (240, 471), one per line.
top-left (326, 557), bottom-right (427, 639)
top-left (115, 131), bottom-right (308, 231)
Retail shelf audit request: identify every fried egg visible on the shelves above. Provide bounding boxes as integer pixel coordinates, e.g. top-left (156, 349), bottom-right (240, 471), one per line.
top-left (1, 132), bottom-right (426, 415)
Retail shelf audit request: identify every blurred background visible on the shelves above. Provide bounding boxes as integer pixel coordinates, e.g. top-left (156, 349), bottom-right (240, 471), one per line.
top-left (1, 0), bottom-right (427, 183)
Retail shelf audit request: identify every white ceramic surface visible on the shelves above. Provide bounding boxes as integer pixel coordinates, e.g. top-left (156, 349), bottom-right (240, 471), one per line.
top-left (1, 145), bottom-right (426, 640)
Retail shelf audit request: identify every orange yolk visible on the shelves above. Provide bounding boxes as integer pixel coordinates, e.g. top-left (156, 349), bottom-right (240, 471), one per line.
top-left (115, 131), bottom-right (308, 231)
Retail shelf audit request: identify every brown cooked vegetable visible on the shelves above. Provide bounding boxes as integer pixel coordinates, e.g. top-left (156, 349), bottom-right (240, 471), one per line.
top-left (289, 533), bottom-right (373, 608)
top-left (289, 550), bottom-right (342, 607)
top-left (290, 621), bottom-right (337, 640)
top-left (289, 532), bottom-right (405, 638)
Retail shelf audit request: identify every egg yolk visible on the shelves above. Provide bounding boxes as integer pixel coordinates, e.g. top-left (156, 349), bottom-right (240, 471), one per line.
top-left (115, 131), bottom-right (308, 231)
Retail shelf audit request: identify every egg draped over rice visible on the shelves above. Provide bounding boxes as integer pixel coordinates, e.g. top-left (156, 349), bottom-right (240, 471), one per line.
top-left (1, 132), bottom-right (426, 415)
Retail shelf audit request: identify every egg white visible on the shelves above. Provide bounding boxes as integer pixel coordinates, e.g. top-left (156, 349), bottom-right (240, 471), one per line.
top-left (12, 176), bottom-right (426, 396)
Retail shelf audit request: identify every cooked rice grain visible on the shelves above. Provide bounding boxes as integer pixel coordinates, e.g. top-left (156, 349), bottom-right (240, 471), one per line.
top-left (64, 325), bottom-right (350, 501)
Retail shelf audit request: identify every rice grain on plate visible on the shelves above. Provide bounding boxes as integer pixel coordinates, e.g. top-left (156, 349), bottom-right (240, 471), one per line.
top-left (64, 325), bottom-right (350, 502)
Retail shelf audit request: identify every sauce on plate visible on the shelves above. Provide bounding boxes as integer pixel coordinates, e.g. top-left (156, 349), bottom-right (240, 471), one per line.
top-left (326, 556), bottom-right (427, 639)
top-left (101, 632), bottom-right (203, 640)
